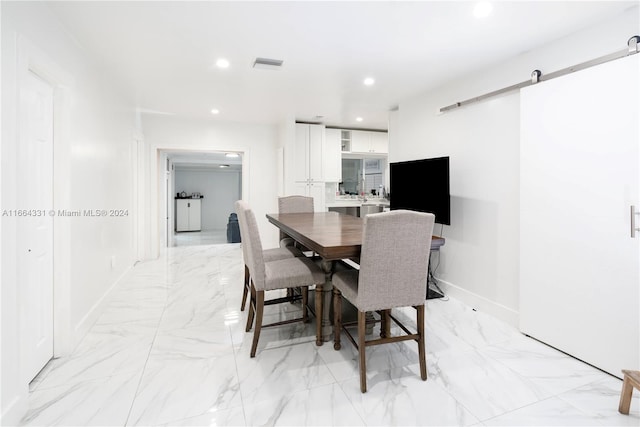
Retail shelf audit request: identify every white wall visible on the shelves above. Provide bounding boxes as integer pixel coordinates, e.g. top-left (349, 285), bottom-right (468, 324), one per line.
top-left (1, 2), bottom-right (136, 423)
top-left (142, 115), bottom-right (281, 256)
top-left (174, 168), bottom-right (241, 231)
top-left (393, 7), bottom-right (639, 325)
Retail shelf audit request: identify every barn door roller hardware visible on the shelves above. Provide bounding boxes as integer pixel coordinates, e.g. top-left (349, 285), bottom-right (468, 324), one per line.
top-left (440, 35), bottom-right (640, 113)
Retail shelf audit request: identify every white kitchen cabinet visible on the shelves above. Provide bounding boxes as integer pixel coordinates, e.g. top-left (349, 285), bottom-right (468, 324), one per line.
top-left (350, 130), bottom-right (388, 154)
top-left (350, 130), bottom-right (370, 153)
top-left (292, 123), bottom-right (327, 211)
top-left (175, 199), bottom-right (201, 231)
top-left (294, 123), bottom-right (323, 182)
top-left (292, 181), bottom-right (325, 211)
top-left (323, 128), bottom-right (342, 182)
top-left (369, 131), bottom-right (388, 153)
top-left (340, 130), bottom-right (352, 152)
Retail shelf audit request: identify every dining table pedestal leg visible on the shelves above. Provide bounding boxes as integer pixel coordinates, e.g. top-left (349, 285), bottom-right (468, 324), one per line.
top-left (365, 312), bottom-right (375, 335)
top-left (315, 259), bottom-right (335, 344)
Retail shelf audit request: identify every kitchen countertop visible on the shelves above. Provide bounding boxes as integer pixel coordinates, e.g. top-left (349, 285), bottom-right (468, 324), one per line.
top-left (325, 198), bottom-right (389, 208)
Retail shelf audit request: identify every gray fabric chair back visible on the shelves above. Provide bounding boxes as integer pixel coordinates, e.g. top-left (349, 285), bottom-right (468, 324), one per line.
top-left (278, 195), bottom-right (314, 213)
top-left (278, 196), bottom-right (314, 242)
top-left (235, 200), bottom-right (250, 264)
top-left (239, 203), bottom-right (267, 291)
top-left (358, 210), bottom-right (435, 311)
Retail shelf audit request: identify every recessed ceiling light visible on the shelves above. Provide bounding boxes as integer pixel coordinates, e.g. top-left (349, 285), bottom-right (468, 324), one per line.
top-left (473, 1), bottom-right (493, 18)
top-left (211, 109), bottom-right (220, 115)
top-left (216, 58), bottom-right (230, 68)
top-left (225, 153), bottom-right (239, 158)
top-left (363, 77), bottom-right (375, 86)
top-left (356, 117), bottom-right (363, 122)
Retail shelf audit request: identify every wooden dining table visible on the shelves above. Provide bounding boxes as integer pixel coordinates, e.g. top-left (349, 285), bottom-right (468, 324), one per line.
top-left (266, 211), bottom-right (363, 345)
top-left (266, 210), bottom-right (445, 345)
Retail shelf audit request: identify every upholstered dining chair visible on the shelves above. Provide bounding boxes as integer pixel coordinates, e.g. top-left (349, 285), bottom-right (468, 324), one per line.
top-left (237, 200), bottom-right (325, 357)
top-left (332, 209), bottom-right (435, 393)
top-left (277, 195), bottom-right (314, 248)
top-left (235, 201), bottom-right (303, 311)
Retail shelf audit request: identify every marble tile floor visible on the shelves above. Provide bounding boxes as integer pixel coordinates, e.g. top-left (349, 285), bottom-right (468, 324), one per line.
top-left (172, 229), bottom-right (228, 247)
top-left (20, 244), bottom-right (640, 426)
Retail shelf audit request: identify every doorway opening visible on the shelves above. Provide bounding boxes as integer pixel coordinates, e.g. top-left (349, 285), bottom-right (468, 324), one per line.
top-left (162, 150), bottom-right (243, 247)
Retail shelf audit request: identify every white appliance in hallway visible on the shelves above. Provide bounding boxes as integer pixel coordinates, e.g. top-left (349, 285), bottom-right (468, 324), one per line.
top-left (175, 198), bottom-right (202, 232)
top-left (19, 70), bottom-right (55, 382)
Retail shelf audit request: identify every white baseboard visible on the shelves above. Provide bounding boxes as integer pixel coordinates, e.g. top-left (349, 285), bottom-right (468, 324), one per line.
top-left (1, 393), bottom-right (27, 427)
top-left (71, 265), bottom-right (134, 349)
top-left (435, 278), bottom-right (520, 329)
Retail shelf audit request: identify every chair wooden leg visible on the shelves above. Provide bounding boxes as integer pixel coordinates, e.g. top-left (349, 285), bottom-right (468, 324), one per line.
top-left (333, 288), bottom-right (342, 350)
top-left (315, 284), bottom-right (323, 346)
top-left (358, 310), bottom-right (367, 393)
top-left (619, 376), bottom-right (634, 414)
top-left (619, 370), bottom-right (640, 415)
top-left (302, 286), bottom-right (309, 323)
top-left (379, 309), bottom-right (391, 338)
top-left (416, 304), bottom-right (427, 381)
top-left (241, 265), bottom-right (249, 311)
top-left (250, 290), bottom-right (265, 358)
top-left (245, 281), bottom-right (256, 332)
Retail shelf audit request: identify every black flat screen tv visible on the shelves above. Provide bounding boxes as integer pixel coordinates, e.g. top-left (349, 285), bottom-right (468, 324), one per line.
top-left (390, 156), bottom-right (450, 225)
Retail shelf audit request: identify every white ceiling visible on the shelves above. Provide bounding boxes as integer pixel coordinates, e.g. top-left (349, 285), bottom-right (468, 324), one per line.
top-left (48, 1), bottom-right (636, 130)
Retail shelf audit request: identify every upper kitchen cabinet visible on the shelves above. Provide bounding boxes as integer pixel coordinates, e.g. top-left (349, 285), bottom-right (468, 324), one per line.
top-left (294, 123), bottom-right (324, 182)
top-left (291, 123), bottom-right (328, 211)
top-left (323, 128), bottom-right (342, 182)
top-left (349, 130), bottom-right (388, 154)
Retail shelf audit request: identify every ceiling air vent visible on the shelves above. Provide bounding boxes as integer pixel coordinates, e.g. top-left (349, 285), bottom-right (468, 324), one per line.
top-left (253, 57), bottom-right (284, 70)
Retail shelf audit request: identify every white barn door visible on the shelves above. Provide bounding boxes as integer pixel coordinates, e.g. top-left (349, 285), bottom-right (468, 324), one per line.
top-left (19, 70), bottom-right (55, 382)
top-left (519, 55), bottom-right (639, 376)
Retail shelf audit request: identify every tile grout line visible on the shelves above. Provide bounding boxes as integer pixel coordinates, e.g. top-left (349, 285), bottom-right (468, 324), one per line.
top-left (553, 377), bottom-right (629, 426)
top-left (222, 251), bottom-right (251, 426)
top-left (122, 280), bottom-right (170, 427)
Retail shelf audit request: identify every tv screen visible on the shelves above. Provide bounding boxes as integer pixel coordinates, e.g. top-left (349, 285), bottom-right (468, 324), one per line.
top-left (390, 156), bottom-right (450, 225)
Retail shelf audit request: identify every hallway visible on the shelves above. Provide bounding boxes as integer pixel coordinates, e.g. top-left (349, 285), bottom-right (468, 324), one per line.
top-left (20, 244), bottom-right (638, 426)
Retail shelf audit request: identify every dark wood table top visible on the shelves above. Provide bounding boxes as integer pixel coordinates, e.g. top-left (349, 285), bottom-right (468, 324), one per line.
top-left (266, 212), bottom-right (364, 260)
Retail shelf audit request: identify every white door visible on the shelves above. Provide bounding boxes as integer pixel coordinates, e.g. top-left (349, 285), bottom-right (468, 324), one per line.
top-left (369, 132), bottom-right (388, 154)
top-left (188, 199), bottom-right (201, 231)
top-left (176, 200), bottom-right (189, 232)
top-left (166, 169), bottom-right (171, 246)
top-left (520, 55), bottom-right (639, 376)
top-left (19, 71), bottom-right (55, 381)
top-left (308, 124), bottom-right (324, 181)
top-left (323, 129), bottom-right (341, 182)
top-left (350, 130), bottom-right (371, 153)
top-left (294, 124), bottom-right (309, 182)
top-left (308, 182), bottom-right (325, 212)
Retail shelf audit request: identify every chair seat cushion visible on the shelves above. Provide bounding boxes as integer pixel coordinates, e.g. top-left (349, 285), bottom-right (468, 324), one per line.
top-left (264, 257), bottom-right (325, 291)
top-left (332, 269), bottom-right (361, 308)
top-left (263, 246), bottom-right (303, 263)
top-left (279, 237), bottom-right (296, 248)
